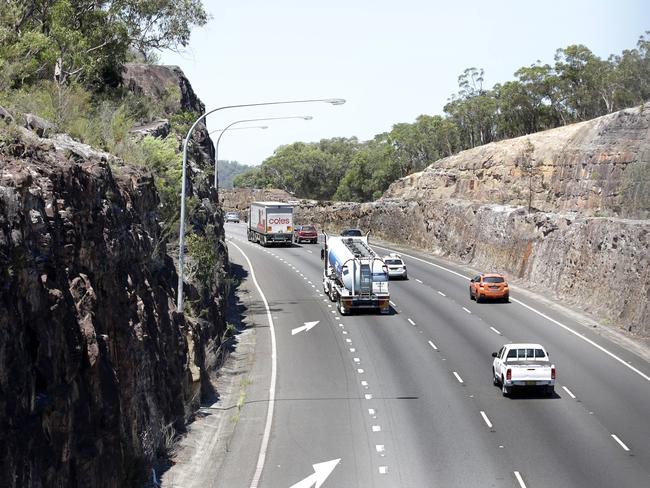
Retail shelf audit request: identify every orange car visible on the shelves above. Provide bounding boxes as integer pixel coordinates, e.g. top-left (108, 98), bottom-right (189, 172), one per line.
top-left (469, 273), bottom-right (509, 303)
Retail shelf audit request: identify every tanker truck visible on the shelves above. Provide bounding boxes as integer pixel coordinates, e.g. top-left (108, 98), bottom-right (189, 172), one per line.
top-left (321, 233), bottom-right (390, 315)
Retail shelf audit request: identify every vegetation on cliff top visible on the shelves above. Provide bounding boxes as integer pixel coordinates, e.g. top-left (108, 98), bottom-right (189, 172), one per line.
top-left (234, 32), bottom-right (650, 202)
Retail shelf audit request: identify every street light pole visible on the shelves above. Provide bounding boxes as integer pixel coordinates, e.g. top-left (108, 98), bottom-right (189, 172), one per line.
top-left (213, 115), bottom-right (313, 188)
top-left (176, 98), bottom-right (345, 312)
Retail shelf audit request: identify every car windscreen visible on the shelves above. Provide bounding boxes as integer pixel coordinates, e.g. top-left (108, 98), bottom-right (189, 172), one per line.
top-left (384, 259), bottom-right (402, 265)
top-left (342, 229), bottom-right (362, 236)
top-left (483, 276), bottom-right (505, 283)
top-left (301, 225), bottom-right (315, 231)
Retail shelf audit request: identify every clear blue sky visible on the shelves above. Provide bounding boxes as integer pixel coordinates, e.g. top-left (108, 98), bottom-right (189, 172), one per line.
top-left (160, 0), bottom-right (649, 166)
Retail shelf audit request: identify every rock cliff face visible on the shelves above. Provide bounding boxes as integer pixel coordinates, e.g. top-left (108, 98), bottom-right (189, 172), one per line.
top-left (386, 104), bottom-right (650, 218)
top-left (295, 104), bottom-right (650, 336)
top-left (220, 187), bottom-right (296, 213)
top-left (0, 65), bottom-right (228, 487)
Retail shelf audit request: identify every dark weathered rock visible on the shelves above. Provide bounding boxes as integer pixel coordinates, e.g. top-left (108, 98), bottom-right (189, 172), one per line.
top-left (121, 63), bottom-right (215, 200)
top-left (122, 63), bottom-right (204, 115)
top-left (130, 118), bottom-right (170, 139)
top-left (23, 113), bottom-right (55, 138)
top-left (0, 105), bottom-right (14, 124)
top-left (0, 130), bottom-right (227, 487)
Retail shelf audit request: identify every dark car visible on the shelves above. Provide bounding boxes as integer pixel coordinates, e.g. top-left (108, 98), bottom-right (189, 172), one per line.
top-left (341, 228), bottom-right (363, 237)
top-left (294, 224), bottom-right (318, 244)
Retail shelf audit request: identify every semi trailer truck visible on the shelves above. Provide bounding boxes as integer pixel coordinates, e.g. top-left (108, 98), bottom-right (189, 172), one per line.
top-left (321, 233), bottom-right (390, 315)
top-left (247, 201), bottom-right (294, 246)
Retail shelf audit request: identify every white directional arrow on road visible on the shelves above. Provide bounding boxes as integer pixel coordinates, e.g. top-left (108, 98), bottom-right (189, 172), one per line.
top-left (291, 321), bottom-right (320, 336)
top-left (289, 458), bottom-right (341, 488)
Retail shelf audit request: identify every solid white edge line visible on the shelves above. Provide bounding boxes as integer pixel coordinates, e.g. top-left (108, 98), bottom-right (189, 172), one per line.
top-left (389, 300), bottom-right (396, 306)
top-left (228, 240), bottom-right (277, 488)
top-left (437, 291), bottom-right (446, 296)
top-left (373, 244), bottom-right (650, 383)
top-left (407, 318), bottom-right (416, 326)
top-left (562, 385), bottom-right (577, 399)
top-left (415, 278), bottom-right (423, 283)
top-left (428, 340), bottom-right (438, 350)
top-left (453, 371), bottom-right (464, 383)
top-left (513, 471), bottom-right (527, 488)
top-left (489, 326), bottom-right (502, 335)
top-left (611, 434), bottom-right (630, 451)
top-left (480, 411), bottom-right (493, 428)
top-left (462, 307), bottom-right (472, 314)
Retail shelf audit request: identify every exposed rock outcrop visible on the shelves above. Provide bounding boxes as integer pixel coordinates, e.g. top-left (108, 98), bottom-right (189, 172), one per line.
top-left (0, 62), bottom-right (229, 487)
top-left (295, 104), bottom-right (650, 336)
top-left (220, 187), bottom-right (296, 213)
top-left (386, 104), bottom-right (650, 219)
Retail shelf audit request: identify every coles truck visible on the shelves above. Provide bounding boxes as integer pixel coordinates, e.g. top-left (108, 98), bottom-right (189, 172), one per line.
top-left (321, 233), bottom-right (390, 315)
top-left (247, 201), bottom-right (294, 246)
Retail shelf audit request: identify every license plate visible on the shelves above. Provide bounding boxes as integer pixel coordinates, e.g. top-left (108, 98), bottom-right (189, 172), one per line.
top-left (525, 380), bottom-right (536, 385)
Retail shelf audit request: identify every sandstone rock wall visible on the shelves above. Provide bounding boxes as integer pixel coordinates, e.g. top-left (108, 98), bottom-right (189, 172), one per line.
top-left (386, 104), bottom-right (650, 219)
top-left (296, 200), bottom-right (649, 335)
top-left (220, 187), bottom-right (296, 213)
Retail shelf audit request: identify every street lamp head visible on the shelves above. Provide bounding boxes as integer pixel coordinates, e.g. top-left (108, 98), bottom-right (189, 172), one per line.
top-left (303, 116), bottom-right (314, 120)
top-left (324, 98), bottom-right (346, 106)
top-left (260, 125), bottom-right (269, 129)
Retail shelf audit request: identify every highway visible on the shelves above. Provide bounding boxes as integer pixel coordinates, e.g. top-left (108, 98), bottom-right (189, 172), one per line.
top-left (220, 222), bottom-right (650, 488)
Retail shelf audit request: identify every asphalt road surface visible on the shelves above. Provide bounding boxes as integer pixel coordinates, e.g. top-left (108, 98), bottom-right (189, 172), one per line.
top-left (220, 222), bottom-right (650, 488)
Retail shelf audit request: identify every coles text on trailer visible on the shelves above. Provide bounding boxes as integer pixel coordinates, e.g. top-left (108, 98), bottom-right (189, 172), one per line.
top-left (247, 202), bottom-right (294, 246)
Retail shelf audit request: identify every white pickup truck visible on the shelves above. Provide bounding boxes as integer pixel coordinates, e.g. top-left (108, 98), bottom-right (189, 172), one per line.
top-left (492, 343), bottom-right (556, 396)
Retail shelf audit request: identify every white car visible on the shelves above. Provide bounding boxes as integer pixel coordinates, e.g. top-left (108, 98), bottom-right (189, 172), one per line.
top-left (383, 253), bottom-right (407, 279)
top-left (225, 211), bottom-right (240, 223)
top-left (492, 343), bottom-right (556, 396)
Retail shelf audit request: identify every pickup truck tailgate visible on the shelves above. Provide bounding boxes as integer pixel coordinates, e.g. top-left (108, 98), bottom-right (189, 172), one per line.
top-left (507, 361), bottom-right (553, 381)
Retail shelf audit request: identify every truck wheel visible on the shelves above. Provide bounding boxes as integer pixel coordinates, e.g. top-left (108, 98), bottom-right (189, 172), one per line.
top-left (501, 377), bottom-right (510, 397)
top-left (338, 298), bottom-right (348, 315)
top-left (328, 286), bottom-right (336, 302)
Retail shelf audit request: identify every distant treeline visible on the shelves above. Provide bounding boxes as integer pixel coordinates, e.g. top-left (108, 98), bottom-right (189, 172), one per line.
top-left (218, 160), bottom-right (253, 188)
top-left (234, 33), bottom-right (650, 202)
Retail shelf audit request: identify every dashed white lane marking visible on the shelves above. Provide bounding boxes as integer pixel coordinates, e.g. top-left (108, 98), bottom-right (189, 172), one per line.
top-left (407, 318), bottom-right (416, 326)
top-left (368, 408), bottom-right (376, 416)
top-left (514, 471), bottom-right (527, 488)
top-left (357, 368), bottom-right (364, 373)
top-left (353, 357), bottom-right (361, 363)
top-left (462, 307), bottom-right (472, 314)
top-left (415, 278), bottom-right (423, 284)
top-left (453, 372), bottom-right (464, 384)
top-left (437, 291), bottom-right (446, 297)
top-left (335, 317), bottom-right (341, 320)
top-left (365, 394), bottom-right (373, 400)
top-left (428, 340), bottom-right (438, 351)
top-left (562, 386), bottom-right (577, 399)
top-left (346, 339), bottom-right (352, 343)
top-left (389, 300), bottom-right (396, 307)
top-left (328, 304), bottom-right (332, 308)
top-left (372, 425), bottom-right (381, 432)
top-left (350, 348), bottom-right (356, 352)
top-left (375, 444), bottom-right (385, 453)
top-left (323, 299), bottom-right (328, 302)
top-left (480, 411), bottom-right (493, 428)
top-left (331, 310), bottom-right (337, 314)
top-left (489, 326), bottom-right (502, 335)
top-left (228, 241), bottom-right (276, 488)
top-left (308, 281), bottom-right (312, 284)
top-left (372, 244), bottom-right (650, 384)
top-left (307, 250), bottom-right (313, 253)
top-left (361, 380), bottom-right (368, 388)
top-left (611, 434), bottom-right (630, 451)
top-left (311, 285), bottom-right (316, 288)
top-left (342, 330), bottom-right (348, 334)
top-left (378, 466), bottom-right (388, 474)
